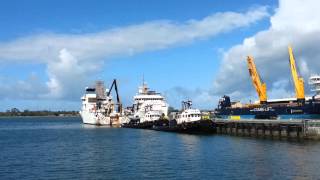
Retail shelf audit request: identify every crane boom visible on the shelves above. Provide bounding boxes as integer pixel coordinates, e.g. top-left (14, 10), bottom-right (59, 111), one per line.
top-left (247, 56), bottom-right (267, 103)
top-left (107, 79), bottom-right (122, 113)
top-left (288, 46), bottom-right (305, 101)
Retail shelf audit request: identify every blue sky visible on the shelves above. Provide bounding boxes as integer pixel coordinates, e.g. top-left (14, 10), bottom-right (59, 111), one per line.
top-left (0, 0), bottom-right (281, 111)
top-left (0, 0), bottom-right (273, 38)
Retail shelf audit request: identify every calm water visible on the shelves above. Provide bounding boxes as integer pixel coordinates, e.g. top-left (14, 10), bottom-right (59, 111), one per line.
top-left (1, 117), bottom-right (320, 179)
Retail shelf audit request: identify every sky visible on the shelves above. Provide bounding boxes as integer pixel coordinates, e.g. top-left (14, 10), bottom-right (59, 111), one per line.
top-left (1, 0), bottom-right (319, 111)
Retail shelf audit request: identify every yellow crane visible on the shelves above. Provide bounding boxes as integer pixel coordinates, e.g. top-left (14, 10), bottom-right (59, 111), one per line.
top-left (288, 46), bottom-right (305, 102)
top-left (247, 56), bottom-right (267, 104)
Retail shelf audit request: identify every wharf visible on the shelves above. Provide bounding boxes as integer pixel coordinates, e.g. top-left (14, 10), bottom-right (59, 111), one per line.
top-left (123, 119), bottom-right (320, 140)
top-left (213, 119), bottom-right (320, 140)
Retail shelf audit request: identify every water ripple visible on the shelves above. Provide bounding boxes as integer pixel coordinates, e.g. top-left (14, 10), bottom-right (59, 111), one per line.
top-left (1, 117), bottom-right (320, 179)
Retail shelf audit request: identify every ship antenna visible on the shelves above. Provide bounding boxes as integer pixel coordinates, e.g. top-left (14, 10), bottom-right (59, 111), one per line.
top-left (142, 74), bottom-right (147, 88)
top-left (140, 74), bottom-right (148, 94)
top-left (142, 74), bottom-right (145, 86)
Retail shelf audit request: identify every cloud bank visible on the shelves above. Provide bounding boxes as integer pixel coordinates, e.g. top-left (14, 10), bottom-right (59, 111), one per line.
top-left (0, 7), bottom-right (268, 63)
top-left (0, 6), bottom-right (269, 104)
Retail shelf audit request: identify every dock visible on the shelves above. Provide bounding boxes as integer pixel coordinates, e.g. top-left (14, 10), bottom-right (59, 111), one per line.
top-left (214, 119), bottom-right (320, 140)
top-left (122, 119), bottom-right (320, 140)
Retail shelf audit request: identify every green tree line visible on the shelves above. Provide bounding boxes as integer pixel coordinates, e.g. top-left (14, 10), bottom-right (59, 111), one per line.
top-left (0, 108), bottom-right (79, 117)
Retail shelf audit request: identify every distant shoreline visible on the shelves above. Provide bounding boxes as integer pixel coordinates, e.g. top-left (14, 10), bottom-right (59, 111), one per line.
top-left (0, 115), bottom-right (80, 118)
top-left (0, 108), bottom-right (79, 117)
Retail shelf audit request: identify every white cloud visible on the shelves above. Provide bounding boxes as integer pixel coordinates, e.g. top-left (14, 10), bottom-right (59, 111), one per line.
top-left (0, 6), bottom-right (269, 102)
top-left (0, 7), bottom-right (268, 63)
top-left (268, 79), bottom-right (293, 99)
top-left (0, 73), bottom-right (48, 100)
top-left (271, 0), bottom-right (320, 32)
top-left (212, 0), bottom-right (320, 104)
top-left (44, 49), bottom-right (100, 99)
top-left (164, 87), bottom-right (219, 109)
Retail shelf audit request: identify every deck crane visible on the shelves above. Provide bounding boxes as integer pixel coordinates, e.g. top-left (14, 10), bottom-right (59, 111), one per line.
top-left (247, 56), bottom-right (267, 104)
top-left (288, 46), bottom-right (305, 102)
top-left (107, 79), bottom-right (122, 113)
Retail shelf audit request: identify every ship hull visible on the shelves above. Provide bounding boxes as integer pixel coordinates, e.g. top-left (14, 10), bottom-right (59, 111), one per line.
top-left (80, 111), bottom-right (110, 126)
top-left (80, 110), bottom-right (114, 126)
top-left (215, 100), bottom-right (320, 120)
top-left (153, 120), bottom-right (215, 134)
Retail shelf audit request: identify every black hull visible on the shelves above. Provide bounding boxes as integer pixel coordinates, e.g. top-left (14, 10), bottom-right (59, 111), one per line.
top-left (215, 99), bottom-right (320, 119)
top-left (153, 120), bottom-right (216, 134)
top-left (122, 121), bottom-right (154, 129)
top-left (122, 119), bottom-right (169, 129)
top-left (122, 119), bottom-right (216, 134)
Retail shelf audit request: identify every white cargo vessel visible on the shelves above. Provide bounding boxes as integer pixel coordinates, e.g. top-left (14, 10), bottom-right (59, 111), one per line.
top-left (80, 80), bottom-right (125, 126)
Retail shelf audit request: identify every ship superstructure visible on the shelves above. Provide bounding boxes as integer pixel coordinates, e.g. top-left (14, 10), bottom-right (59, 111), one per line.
top-left (176, 100), bottom-right (201, 124)
top-left (129, 81), bottom-right (168, 123)
top-left (309, 75), bottom-right (320, 98)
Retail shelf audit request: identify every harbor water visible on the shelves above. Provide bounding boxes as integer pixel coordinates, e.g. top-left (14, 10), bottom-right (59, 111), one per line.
top-left (1, 117), bottom-right (320, 179)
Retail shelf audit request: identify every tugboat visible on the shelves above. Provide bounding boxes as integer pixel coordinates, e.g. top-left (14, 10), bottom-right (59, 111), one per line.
top-left (153, 100), bottom-right (215, 134)
top-left (80, 79), bottom-right (125, 126)
top-left (122, 80), bottom-right (169, 128)
top-left (175, 100), bottom-right (201, 124)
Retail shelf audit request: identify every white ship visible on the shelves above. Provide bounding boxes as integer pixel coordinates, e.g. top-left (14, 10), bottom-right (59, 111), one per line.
top-left (128, 81), bottom-right (169, 123)
top-left (176, 100), bottom-right (201, 124)
top-left (80, 80), bottom-right (125, 126)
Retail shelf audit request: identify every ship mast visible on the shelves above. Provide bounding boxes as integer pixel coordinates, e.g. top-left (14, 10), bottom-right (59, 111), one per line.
top-left (247, 56), bottom-right (267, 104)
top-left (181, 100), bottom-right (192, 110)
top-left (288, 46), bottom-right (305, 102)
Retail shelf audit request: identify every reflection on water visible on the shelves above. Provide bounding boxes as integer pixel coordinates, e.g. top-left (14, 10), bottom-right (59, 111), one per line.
top-left (0, 117), bottom-right (320, 179)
